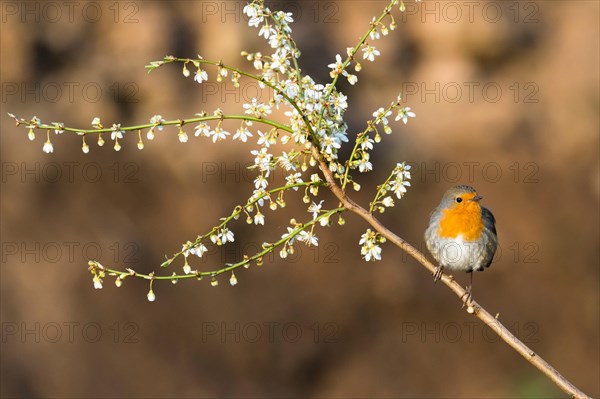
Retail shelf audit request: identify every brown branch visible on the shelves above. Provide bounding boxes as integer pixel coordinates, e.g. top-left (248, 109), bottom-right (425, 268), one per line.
top-left (313, 147), bottom-right (591, 399)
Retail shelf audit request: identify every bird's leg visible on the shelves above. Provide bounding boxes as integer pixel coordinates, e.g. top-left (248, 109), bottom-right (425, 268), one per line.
top-left (433, 264), bottom-right (444, 283)
top-left (461, 272), bottom-right (474, 308)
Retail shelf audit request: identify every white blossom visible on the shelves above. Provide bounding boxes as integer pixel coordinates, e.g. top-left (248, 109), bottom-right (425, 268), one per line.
top-left (111, 125), bottom-right (124, 140)
top-left (43, 140), bottom-right (53, 153)
top-left (254, 211), bottom-right (265, 225)
top-left (279, 152), bottom-right (296, 171)
top-left (189, 243), bottom-right (208, 258)
top-left (93, 274), bottom-right (103, 289)
top-left (219, 228), bottom-right (235, 244)
top-left (285, 172), bottom-right (303, 189)
top-left (358, 156), bottom-right (373, 173)
top-left (212, 127), bottom-right (230, 142)
top-left (297, 231), bottom-right (318, 246)
top-left (233, 126), bottom-right (253, 142)
top-left (178, 130), bottom-right (189, 143)
top-left (195, 122), bottom-right (211, 137)
top-left (382, 196), bottom-right (394, 207)
top-left (362, 45), bottom-right (380, 62)
top-left (395, 107), bottom-right (416, 124)
top-left (194, 69), bottom-right (208, 84)
top-left (308, 200), bottom-right (324, 220)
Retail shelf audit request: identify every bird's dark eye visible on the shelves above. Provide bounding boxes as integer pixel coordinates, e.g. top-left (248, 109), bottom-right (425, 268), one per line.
top-left (456, 197), bottom-right (462, 203)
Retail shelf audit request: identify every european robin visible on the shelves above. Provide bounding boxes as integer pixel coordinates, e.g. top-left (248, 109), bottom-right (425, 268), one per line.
top-left (425, 185), bottom-right (498, 303)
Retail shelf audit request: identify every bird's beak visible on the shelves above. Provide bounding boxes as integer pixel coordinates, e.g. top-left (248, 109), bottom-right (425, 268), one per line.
top-left (471, 195), bottom-right (483, 202)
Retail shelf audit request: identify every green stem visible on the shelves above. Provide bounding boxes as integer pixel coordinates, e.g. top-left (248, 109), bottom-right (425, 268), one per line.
top-left (96, 206), bottom-right (344, 282)
top-left (163, 57), bottom-right (320, 145)
top-left (265, 6), bottom-right (303, 83)
top-left (168, 180), bottom-right (326, 264)
top-left (317, 0), bottom-right (395, 131)
top-left (30, 115), bottom-right (292, 135)
top-left (369, 167), bottom-right (396, 213)
top-left (341, 100), bottom-right (398, 191)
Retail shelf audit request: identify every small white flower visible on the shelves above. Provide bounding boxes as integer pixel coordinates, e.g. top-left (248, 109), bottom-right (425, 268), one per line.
top-left (270, 51), bottom-right (288, 73)
top-left (147, 289), bottom-right (156, 302)
top-left (233, 127), bottom-right (253, 142)
top-left (111, 125), bottom-right (124, 140)
top-left (397, 162), bottom-right (411, 179)
top-left (276, 10), bottom-right (294, 24)
top-left (391, 179), bottom-right (411, 199)
top-left (195, 122), bottom-right (211, 137)
top-left (258, 23), bottom-right (276, 39)
top-left (319, 215), bottom-right (330, 226)
top-left (183, 264), bottom-right (192, 274)
top-left (308, 200), bottom-right (324, 220)
top-left (395, 107), bottom-right (416, 124)
top-left (361, 242), bottom-right (382, 261)
top-left (150, 115), bottom-right (165, 130)
top-left (178, 130), bottom-right (189, 143)
top-left (281, 227), bottom-right (296, 244)
top-left (280, 247), bottom-right (288, 258)
top-left (358, 158), bottom-right (372, 173)
top-left (244, 98), bottom-right (272, 117)
top-left (373, 108), bottom-right (392, 125)
top-left (361, 137), bottom-right (374, 151)
top-left (284, 82), bottom-right (299, 99)
top-left (254, 175), bottom-right (268, 190)
top-left (194, 69), bottom-right (208, 84)
top-left (189, 243), bottom-right (208, 258)
top-left (256, 130), bottom-right (271, 147)
top-left (212, 127), bottom-right (230, 142)
top-left (382, 196), bottom-right (394, 207)
top-left (220, 228), bottom-right (235, 244)
top-left (369, 20), bottom-right (381, 40)
top-left (285, 172), bottom-right (303, 189)
top-left (43, 140), bottom-right (53, 153)
top-left (251, 147), bottom-right (272, 172)
top-left (244, 3), bottom-right (264, 27)
top-left (252, 52), bottom-right (263, 70)
top-left (254, 211), bottom-right (265, 225)
top-left (297, 231), bottom-right (318, 246)
top-left (229, 272), bottom-right (238, 286)
top-left (279, 153), bottom-right (297, 171)
top-left (93, 275), bottom-right (103, 289)
top-left (82, 142), bottom-right (90, 153)
top-left (346, 74), bottom-right (358, 85)
top-left (359, 229), bottom-right (383, 261)
top-left (328, 54), bottom-right (344, 77)
top-left (362, 45), bottom-right (380, 62)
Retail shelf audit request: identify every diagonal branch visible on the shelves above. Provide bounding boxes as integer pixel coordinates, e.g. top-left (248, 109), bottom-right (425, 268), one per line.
top-left (311, 146), bottom-right (591, 399)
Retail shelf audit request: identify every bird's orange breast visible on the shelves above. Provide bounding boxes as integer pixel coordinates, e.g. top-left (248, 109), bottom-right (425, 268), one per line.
top-left (438, 202), bottom-right (484, 241)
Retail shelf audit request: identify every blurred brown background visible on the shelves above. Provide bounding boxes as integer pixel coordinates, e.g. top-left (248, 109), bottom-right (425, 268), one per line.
top-left (1, 1), bottom-right (598, 398)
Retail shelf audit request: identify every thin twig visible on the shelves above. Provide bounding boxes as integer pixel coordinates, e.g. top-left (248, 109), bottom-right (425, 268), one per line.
top-left (312, 147), bottom-right (591, 399)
